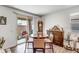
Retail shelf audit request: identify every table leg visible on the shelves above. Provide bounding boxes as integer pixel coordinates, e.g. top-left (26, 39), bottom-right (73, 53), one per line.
top-left (33, 48), bottom-right (36, 53)
top-left (43, 48), bottom-right (45, 53)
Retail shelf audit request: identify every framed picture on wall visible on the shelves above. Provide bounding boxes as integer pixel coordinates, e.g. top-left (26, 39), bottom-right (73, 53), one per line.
top-left (0, 16), bottom-right (7, 25)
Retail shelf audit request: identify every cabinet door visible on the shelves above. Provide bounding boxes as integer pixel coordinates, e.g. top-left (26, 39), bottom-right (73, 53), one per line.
top-left (53, 31), bottom-right (63, 47)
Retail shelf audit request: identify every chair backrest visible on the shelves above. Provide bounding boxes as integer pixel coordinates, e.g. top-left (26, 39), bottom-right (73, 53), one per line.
top-left (34, 39), bottom-right (44, 48)
top-left (49, 33), bottom-right (53, 43)
top-left (23, 34), bottom-right (29, 43)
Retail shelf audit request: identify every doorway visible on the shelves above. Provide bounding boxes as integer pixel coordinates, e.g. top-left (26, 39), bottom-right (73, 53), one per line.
top-left (17, 18), bottom-right (29, 45)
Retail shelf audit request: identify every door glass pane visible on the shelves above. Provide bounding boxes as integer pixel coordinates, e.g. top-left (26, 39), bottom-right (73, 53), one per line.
top-left (17, 19), bottom-right (28, 25)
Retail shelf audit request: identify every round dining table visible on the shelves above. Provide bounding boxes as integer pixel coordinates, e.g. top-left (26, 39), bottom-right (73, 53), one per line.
top-left (25, 34), bottom-right (54, 53)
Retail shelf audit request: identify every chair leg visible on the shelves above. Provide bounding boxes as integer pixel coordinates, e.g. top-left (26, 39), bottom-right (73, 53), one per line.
top-left (43, 49), bottom-right (45, 53)
top-left (33, 48), bottom-right (36, 53)
top-left (24, 43), bottom-right (27, 53)
top-left (50, 43), bottom-right (54, 53)
top-left (51, 45), bottom-right (54, 53)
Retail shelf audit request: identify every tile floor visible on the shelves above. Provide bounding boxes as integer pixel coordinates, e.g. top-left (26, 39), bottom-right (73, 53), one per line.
top-left (5, 38), bottom-right (77, 53)
top-left (10, 43), bottom-right (76, 53)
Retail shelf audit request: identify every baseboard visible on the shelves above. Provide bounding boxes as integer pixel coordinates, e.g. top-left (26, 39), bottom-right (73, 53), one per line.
top-left (4, 45), bottom-right (17, 50)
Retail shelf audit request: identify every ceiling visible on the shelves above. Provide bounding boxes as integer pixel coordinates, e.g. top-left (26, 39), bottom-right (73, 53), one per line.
top-left (10, 5), bottom-right (76, 16)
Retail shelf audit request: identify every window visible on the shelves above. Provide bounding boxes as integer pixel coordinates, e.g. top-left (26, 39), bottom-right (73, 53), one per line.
top-left (17, 19), bottom-right (28, 25)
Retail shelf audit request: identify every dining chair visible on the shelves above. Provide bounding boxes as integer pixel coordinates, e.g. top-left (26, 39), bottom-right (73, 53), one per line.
top-left (24, 34), bottom-right (29, 53)
top-left (33, 39), bottom-right (45, 53)
top-left (49, 33), bottom-right (54, 52)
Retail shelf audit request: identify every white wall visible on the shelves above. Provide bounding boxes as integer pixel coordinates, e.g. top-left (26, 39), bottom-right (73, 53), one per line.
top-left (43, 6), bottom-right (79, 34)
top-left (44, 11), bottom-right (71, 34)
top-left (0, 6), bottom-right (40, 49)
top-left (0, 6), bottom-right (17, 49)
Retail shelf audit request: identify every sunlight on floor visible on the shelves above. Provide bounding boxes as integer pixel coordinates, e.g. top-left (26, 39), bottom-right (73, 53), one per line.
top-left (17, 38), bottom-right (26, 44)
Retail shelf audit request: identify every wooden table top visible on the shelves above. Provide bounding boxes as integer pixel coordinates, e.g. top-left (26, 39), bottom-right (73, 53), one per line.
top-left (27, 38), bottom-right (52, 43)
top-left (31, 34), bottom-right (48, 39)
top-left (27, 38), bottom-right (52, 49)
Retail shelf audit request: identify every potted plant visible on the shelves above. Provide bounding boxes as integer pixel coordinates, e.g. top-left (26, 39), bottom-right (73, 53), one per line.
top-left (0, 37), bottom-right (5, 48)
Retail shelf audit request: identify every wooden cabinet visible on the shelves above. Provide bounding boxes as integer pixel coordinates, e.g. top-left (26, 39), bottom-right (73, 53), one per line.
top-left (53, 31), bottom-right (64, 47)
top-left (47, 25), bottom-right (64, 47)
